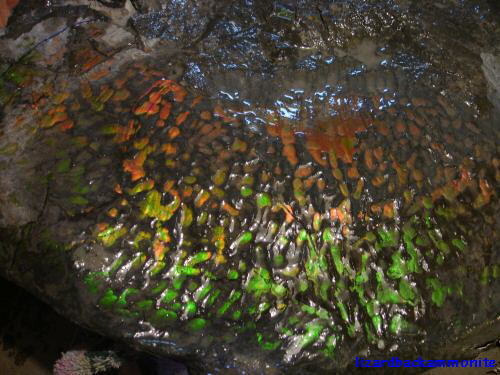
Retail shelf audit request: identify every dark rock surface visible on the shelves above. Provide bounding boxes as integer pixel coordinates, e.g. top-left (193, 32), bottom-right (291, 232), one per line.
top-left (0, 1), bottom-right (499, 374)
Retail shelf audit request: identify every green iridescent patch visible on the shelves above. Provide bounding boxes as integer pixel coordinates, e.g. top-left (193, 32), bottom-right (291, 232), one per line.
top-left (426, 278), bottom-right (447, 307)
top-left (377, 228), bottom-right (399, 248)
top-left (256, 193), bottom-right (271, 208)
top-left (98, 225), bottom-right (127, 247)
top-left (240, 186), bottom-right (253, 197)
top-left (246, 268), bottom-right (272, 296)
top-left (99, 288), bottom-right (118, 309)
top-left (140, 190), bottom-right (180, 221)
top-left (127, 179), bottom-right (154, 195)
top-left (187, 318), bottom-right (206, 331)
top-left (299, 321), bottom-right (324, 349)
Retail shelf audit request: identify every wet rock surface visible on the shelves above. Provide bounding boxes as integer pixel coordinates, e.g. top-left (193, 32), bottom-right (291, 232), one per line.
top-left (482, 51), bottom-right (500, 112)
top-left (0, 1), bottom-right (499, 374)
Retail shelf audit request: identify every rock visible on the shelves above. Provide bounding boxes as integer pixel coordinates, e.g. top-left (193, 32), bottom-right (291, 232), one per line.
top-left (100, 23), bottom-right (135, 47)
top-left (0, 1), bottom-right (499, 374)
top-left (481, 52), bottom-right (500, 112)
top-left (0, 17), bottom-right (69, 67)
top-left (62, 0), bottom-right (137, 28)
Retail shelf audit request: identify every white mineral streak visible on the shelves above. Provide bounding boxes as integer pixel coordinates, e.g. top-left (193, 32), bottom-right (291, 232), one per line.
top-left (0, 17), bottom-right (69, 65)
top-left (481, 52), bottom-right (500, 112)
top-left (61, 0), bottom-right (137, 27)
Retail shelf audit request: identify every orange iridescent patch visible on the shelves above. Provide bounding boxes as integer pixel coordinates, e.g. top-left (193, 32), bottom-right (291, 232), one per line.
top-left (133, 137), bottom-right (149, 150)
top-left (97, 222), bottom-right (108, 232)
top-left (222, 202), bottom-right (240, 216)
top-left (373, 146), bottom-right (384, 161)
top-left (58, 119), bottom-right (74, 131)
top-left (153, 239), bottom-right (167, 261)
top-left (171, 84), bottom-right (187, 102)
top-left (49, 104), bottom-right (66, 114)
top-left (200, 110), bottom-right (212, 121)
top-left (330, 207), bottom-right (349, 224)
top-left (159, 102), bottom-right (172, 120)
top-left (168, 126), bottom-right (180, 139)
top-left (176, 111), bottom-right (190, 126)
top-left (123, 149), bottom-right (148, 181)
top-left (191, 96), bottom-right (203, 108)
top-left (109, 120), bottom-right (139, 143)
top-left (213, 104), bottom-right (236, 123)
top-left (295, 165), bottom-right (313, 178)
top-left (41, 111), bottom-right (68, 128)
top-left (266, 98), bottom-right (371, 167)
top-left (163, 180), bottom-right (176, 192)
top-left (199, 123), bottom-right (213, 135)
top-left (364, 149), bottom-right (375, 170)
top-left (374, 120), bottom-right (390, 137)
top-left (134, 100), bottom-right (159, 116)
top-left (383, 202), bottom-right (395, 219)
top-left (281, 204), bottom-right (294, 223)
top-left (391, 158), bottom-right (408, 186)
top-left (283, 144), bottom-right (298, 166)
top-left (205, 123), bottom-right (226, 140)
top-left (195, 190), bottom-right (210, 208)
top-left (149, 91), bottom-right (162, 104)
top-left (114, 77), bottom-right (128, 89)
top-left (182, 186), bottom-right (193, 197)
top-left (161, 143), bottom-right (177, 155)
top-left (304, 177), bottom-right (315, 190)
top-left (81, 54), bottom-right (102, 73)
top-left (347, 166), bottom-right (359, 179)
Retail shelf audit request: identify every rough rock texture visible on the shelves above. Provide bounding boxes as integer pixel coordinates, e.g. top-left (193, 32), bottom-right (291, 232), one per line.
top-left (482, 52), bottom-right (500, 112)
top-left (0, 1), bottom-right (499, 374)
